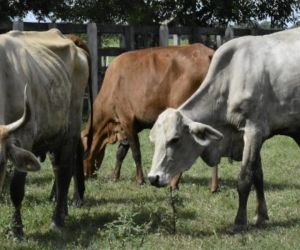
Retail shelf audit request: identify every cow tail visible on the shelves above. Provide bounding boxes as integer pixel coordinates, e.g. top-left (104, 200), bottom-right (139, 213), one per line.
top-left (74, 137), bottom-right (85, 203)
top-left (86, 50), bottom-right (94, 155)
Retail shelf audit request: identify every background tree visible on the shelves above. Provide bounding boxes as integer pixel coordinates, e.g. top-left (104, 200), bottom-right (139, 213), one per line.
top-left (2, 0), bottom-right (300, 28)
top-left (0, 0), bottom-right (25, 22)
top-left (255, 0), bottom-right (300, 28)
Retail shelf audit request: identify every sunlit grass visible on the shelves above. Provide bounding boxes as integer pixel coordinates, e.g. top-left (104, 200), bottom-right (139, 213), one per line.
top-left (0, 132), bottom-right (300, 249)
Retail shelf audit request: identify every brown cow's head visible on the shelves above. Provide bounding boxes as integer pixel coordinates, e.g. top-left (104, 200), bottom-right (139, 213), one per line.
top-left (65, 34), bottom-right (89, 55)
top-left (0, 86), bottom-right (41, 192)
top-left (81, 127), bottom-right (106, 178)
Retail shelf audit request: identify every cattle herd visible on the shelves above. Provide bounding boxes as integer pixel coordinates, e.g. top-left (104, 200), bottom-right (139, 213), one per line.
top-left (0, 27), bottom-right (299, 239)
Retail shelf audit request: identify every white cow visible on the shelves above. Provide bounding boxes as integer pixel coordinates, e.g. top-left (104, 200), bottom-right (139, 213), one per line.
top-left (148, 27), bottom-right (300, 231)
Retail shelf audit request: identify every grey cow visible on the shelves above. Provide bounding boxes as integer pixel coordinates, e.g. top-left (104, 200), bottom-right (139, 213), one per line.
top-left (0, 29), bottom-right (90, 238)
top-left (148, 27), bottom-right (300, 230)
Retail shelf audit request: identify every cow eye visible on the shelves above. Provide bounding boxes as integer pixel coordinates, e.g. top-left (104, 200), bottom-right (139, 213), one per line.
top-left (167, 137), bottom-right (179, 145)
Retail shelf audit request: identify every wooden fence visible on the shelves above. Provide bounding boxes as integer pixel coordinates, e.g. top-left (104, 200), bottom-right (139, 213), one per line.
top-left (0, 21), bottom-right (282, 100)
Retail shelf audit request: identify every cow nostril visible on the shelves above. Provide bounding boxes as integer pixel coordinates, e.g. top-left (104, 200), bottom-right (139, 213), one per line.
top-left (148, 175), bottom-right (160, 186)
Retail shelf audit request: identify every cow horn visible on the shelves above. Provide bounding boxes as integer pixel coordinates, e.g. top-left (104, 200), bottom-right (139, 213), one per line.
top-left (5, 85), bottom-right (31, 135)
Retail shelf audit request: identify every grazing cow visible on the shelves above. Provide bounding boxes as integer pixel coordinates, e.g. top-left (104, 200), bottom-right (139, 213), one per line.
top-left (0, 29), bottom-right (90, 238)
top-left (148, 27), bottom-right (300, 230)
top-left (82, 43), bottom-right (215, 189)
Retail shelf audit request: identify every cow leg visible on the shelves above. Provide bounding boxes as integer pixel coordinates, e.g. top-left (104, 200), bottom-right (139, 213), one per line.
top-left (170, 173), bottom-right (182, 190)
top-left (51, 146), bottom-right (74, 229)
top-left (210, 166), bottom-right (219, 193)
top-left (234, 125), bottom-right (263, 231)
top-left (253, 155), bottom-right (269, 226)
top-left (72, 139), bottom-right (85, 207)
top-left (49, 153), bottom-right (58, 202)
top-left (52, 165), bottom-right (72, 228)
top-left (10, 170), bottom-right (27, 239)
top-left (0, 163), bottom-right (7, 194)
top-left (170, 167), bottom-right (219, 192)
top-left (128, 134), bottom-right (145, 185)
top-left (113, 140), bottom-right (130, 182)
top-left (48, 151), bottom-right (83, 207)
top-left (50, 179), bottom-right (57, 202)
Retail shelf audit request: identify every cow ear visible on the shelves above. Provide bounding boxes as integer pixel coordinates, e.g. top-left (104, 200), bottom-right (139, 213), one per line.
top-left (8, 144), bottom-right (41, 172)
top-left (189, 122), bottom-right (223, 146)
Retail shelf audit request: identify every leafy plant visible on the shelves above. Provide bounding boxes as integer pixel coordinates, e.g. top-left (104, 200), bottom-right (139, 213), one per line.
top-left (99, 210), bottom-right (151, 249)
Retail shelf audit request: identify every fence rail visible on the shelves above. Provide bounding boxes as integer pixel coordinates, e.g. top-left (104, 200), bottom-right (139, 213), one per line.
top-left (0, 21), bottom-right (282, 99)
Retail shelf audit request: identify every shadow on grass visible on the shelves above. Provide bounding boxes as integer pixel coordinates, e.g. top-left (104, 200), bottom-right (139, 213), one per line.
top-left (24, 204), bottom-right (300, 246)
top-left (28, 207), bottom-right (178, 246)
top-left (29, 211), bottom-right (120, 247)
top-left (181, 176), bottom-right (300, 191)
top-left (260, 217), bottom-right (300, 231)
top-left (82, 194), bottom-right (168, 208)
top-left (176, 216), bottom-right (300, 239)
top-left (27, 199), bottom-right (200, 245)
top-left (221, 216), bottom-right (300, 236)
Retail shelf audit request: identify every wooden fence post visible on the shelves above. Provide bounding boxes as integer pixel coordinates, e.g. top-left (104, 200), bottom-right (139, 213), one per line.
top-left (13, 20), bottom-right (24, 31)
top-left (189, 27), bottom-right (203, 44)
top-left (159, 24), bottom-right (169, 47)
top-left (216, 35), bottom-right (222, 48)
top-left (48, 23), bottom-right (57, 29)
top-left (87, 22), bottom-right (98, 99)
top-left (173, 34), bottom-right (179, 46)
top-left (125, 26), bottom-right (135, 51)
top-left (120, 34), bottom-right (126, 48)
top-left (224, 25), bottom-right (234, 42)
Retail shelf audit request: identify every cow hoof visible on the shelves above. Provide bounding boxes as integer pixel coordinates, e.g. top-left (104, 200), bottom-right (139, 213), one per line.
top-left (253, 214), bottom-right (269, 227)
top-left (112, 176), bottom-right (120, 182)
top-left (72, 198), bottom-right (84, 208)
top-left (229, 224), bottom-right (248, 234)
top-left (210, 186), bottom-right (219, 193)
top-left (136, 178), bottom-right (145, 186)
top-left (8, 228), bottom-right (24, 242)
top-left (49, 195), bottom-right (57, 203)
top-left (72, 192), bottom-right (84, 207)
top-left (12, 234), bottom-right (25, 243)
top-left (86, 172), bottom-right (98, 180)
top-left (49, 222), bottom-right (63, 234)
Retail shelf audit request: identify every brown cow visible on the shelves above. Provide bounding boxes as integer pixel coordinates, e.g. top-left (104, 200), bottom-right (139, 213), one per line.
top-left (82, 43), bottom-right (218, 191)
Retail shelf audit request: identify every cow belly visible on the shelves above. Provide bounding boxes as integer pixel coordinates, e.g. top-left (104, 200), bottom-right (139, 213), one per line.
top-left (267, 97), bottom-right (300, 134)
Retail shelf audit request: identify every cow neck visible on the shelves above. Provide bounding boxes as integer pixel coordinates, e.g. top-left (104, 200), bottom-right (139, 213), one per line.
top-left (179, 80), bottom-right (218, 125)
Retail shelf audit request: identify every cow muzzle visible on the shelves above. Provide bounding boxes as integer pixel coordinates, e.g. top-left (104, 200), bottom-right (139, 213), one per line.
top-left (148, 174), bottom-right (168, 188)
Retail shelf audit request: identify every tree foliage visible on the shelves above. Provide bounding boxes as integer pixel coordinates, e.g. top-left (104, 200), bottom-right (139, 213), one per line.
top-left (3, 0), bottom-right (300, 28)
top-left (255, 0), bottom-right (300, 27)
top-left (0, 0), bottom-right (22, 21)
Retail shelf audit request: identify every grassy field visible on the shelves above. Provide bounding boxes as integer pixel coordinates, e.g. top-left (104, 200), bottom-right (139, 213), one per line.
top-left (0, 131), bottom-right (300, 249)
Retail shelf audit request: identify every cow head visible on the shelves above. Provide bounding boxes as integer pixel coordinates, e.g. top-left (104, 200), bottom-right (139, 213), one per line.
top-left (148, 108), bottom-right (223, 187)
top-left (81, 129), bottom-right (105, 178)
top-left (0, 86), bottom-right (41, 191)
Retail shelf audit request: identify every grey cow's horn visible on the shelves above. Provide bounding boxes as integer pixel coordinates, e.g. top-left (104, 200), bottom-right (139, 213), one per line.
top-left (5, 84), bottom-right (31, 134)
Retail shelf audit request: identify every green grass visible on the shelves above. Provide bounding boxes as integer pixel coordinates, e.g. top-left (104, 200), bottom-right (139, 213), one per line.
top-left (0, 132), bottom-right (300, 249)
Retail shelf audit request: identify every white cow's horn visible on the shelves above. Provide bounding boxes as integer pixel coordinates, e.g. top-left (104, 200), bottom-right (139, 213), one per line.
top-left (5, 85), bottom-right (31, 134)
